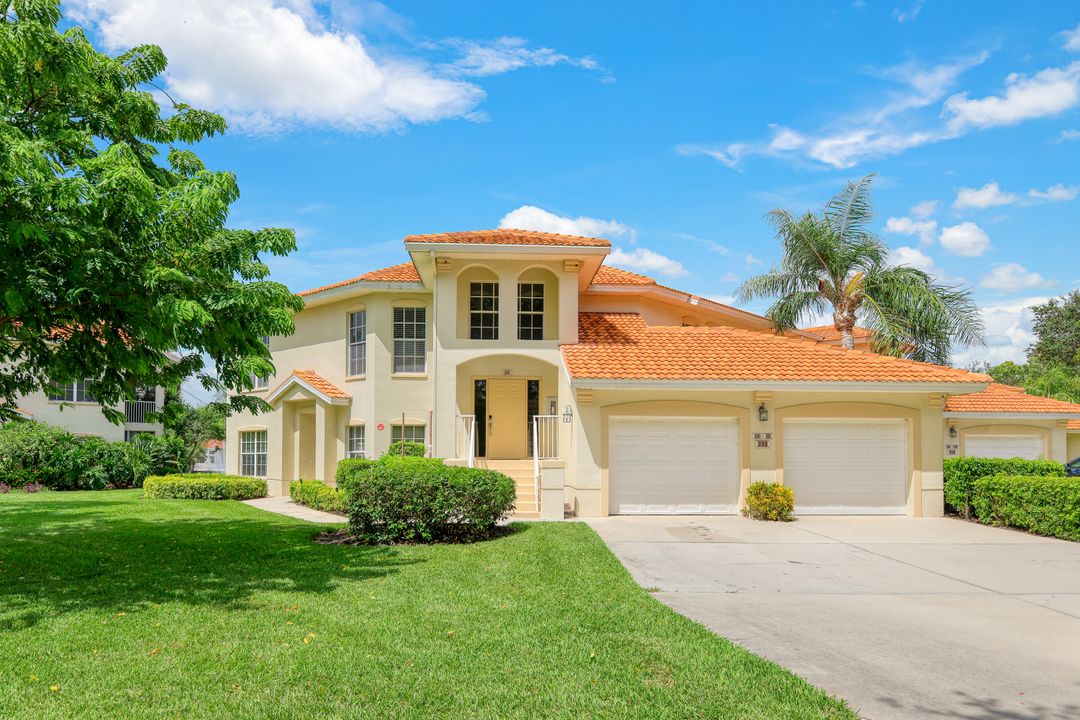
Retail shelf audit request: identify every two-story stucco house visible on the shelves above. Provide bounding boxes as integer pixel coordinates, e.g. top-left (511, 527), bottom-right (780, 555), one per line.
top-left (13, 382), bottom-right (165, 441)
top-left (225, 229), bottom-right (1080, 519)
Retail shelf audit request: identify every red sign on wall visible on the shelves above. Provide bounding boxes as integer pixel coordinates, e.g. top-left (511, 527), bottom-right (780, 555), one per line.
top-left (376, 423), bottom-right (385, 431)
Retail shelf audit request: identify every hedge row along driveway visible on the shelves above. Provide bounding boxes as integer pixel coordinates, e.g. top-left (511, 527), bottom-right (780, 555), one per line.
top-left (0, 491), bottom-right (854, 720)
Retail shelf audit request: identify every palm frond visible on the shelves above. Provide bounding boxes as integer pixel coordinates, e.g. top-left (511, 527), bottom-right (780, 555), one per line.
top-left (824, 174), bottom-right (877, 243)
top-left (765, 291), bottom-right (829, 332)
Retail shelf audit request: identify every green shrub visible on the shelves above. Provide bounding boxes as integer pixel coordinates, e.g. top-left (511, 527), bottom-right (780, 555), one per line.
top-left (335, 457), bottom-right (377, 486)
top-left (742, 482), bottom-right (795, 521)
top-left (383, 441), bottom-right (426, 458)
top-left (943, 457), bottom-right (1065, 517)
top-left (344, 456), bottom-right (515, 543)
top-left (289, 479), bottom-right (345, 514)
top-left (971, 475), bottom-right (1080, 541)
top-left (143, 474), bottom-right (267, 501)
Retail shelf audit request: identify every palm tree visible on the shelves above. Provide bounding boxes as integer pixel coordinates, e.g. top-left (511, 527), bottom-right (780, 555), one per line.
top-left (737, 175), bottom-right (984, 365)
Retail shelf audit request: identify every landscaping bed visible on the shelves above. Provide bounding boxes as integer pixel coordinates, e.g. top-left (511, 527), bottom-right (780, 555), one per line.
top-left (0, 490), bottom-right (854, 719)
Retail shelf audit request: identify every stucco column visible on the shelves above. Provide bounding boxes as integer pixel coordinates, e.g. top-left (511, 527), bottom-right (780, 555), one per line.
top-left (314, 402), bottom-right (329, 482)
top-left (920, 404), bottom-right (945, 517)
top-left (558, 271), bottom-right (578, 344)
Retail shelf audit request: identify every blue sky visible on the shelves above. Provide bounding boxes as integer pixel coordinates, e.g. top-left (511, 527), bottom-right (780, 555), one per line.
top-left (66, 1), bottom-right (1080, 373)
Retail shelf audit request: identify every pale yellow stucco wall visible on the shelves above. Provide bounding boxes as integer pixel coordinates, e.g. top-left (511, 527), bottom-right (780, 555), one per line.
top-left (945, 418), bottom-right (1069, 463)
top-left (15, 387), bottom-right (165, 441)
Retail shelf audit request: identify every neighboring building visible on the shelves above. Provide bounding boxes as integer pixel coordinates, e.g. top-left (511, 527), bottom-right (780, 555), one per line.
top-left (1069, 420), bottom-right (1080, 462)
top-left (14, 382), bottom-right (165, 441)
top-left (224, 228), bottom-right (1078, 519)
top-left (193, 439), bottom-right (227, 473)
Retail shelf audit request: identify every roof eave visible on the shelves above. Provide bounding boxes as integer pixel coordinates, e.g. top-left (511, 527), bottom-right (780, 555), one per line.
top-left (568, 378), bottom-right (989, 393)
top-left (300, 281), bottom-right (428, 306)
top-left (944, 411), bottom-right (1080, 419)
top-left (403, 241), bottom-right (610, 255)
top-left (266, 376), bottom-right (351, 406)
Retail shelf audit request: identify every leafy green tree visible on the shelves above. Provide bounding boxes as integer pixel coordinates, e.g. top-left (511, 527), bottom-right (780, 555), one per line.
top-left (161, 395), bottom-right (227, 471)
top-left (1029, 290), bottom-right (1080, 371)
top-left (988, 360), bottom-right (1080, 403)
top-left (737, 175), bottom-right (984, 364)
top-left (0, 0), bottom-right (302, 422)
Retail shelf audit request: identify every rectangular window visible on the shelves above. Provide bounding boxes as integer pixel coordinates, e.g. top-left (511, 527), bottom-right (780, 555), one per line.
top-left (469, 282), bottom-right (499, 340)
top-left (518, 283), bottom-right (545, 340)
top-left (348, 311), bottom-right (366, 376)
top-left (251, 336), bottom-right (271, 390)
top-left (348, 425), bottom-right (366, 458)
top-left (48, 380), bottom-right (95, 403)
top-left (393, 307), bottom-right (426, 374)
top-left (391, 424), bottom-right (426, 444)
top-left (240, 430), bottom-right (268, 477)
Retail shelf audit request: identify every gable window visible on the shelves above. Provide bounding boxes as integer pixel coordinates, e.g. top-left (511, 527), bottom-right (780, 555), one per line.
top-left (251, 336), bottom-right (271, 390)
top-left (518, 283), bottom-right (544, 340)
top-left (393, 307), bottom-right (426, 373)
top-left (348, 425), bottom-right (366, 458)
top-left (240, 430), bottom-right (268, 477)
top-left (469, 282), bottom-right (499, 340)
top-left (48, 380), bottom-right (95, 403)
top-left (348, 311), bottom-right (366, 376)
top-left (391, 424), bottom-right (426, 445)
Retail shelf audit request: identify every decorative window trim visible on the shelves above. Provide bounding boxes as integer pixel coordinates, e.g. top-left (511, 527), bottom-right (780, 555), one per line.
top-left (392, 306), bottom-right (426, 374)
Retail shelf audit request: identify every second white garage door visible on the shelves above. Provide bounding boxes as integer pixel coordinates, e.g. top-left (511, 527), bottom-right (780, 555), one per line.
top-left (609, 417), bottom-right (740, 514)
top-left (783, 420), bottom-right (908, 515)
top-left (964, 434), bottom-right (1043, 460)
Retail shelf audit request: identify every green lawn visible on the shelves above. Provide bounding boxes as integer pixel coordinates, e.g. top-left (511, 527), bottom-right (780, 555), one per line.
top-left (0, 490), bottom-right (854, 719)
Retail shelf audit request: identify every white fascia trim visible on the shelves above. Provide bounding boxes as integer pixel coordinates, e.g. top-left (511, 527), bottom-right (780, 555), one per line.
top-left (266, 376), bottom-right (351, 406)
top-left (301, 282), bottom-right (428, 305)
top-left (403, 242), bottom-right (609, 256)
top-left (569, 378), bottom-right (989, 393)
top-left (944, 412), bottom-right (1080, 420)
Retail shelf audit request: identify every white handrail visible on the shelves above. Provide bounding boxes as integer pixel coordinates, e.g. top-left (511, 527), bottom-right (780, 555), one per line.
top-left (457, 414), bottom-right (476, 468)
top-left (532, 419), bottom-right (540, 511)
top-left (531, 414), bottom-right (558, 515)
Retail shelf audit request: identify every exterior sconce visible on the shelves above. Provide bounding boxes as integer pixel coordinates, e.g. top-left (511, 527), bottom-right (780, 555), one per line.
top-left (562, 404), bottom-right (574, 424)
top-left (758, 403), bottom-right (769, 422)
top-left (949, 426), bottom-right (958, 439)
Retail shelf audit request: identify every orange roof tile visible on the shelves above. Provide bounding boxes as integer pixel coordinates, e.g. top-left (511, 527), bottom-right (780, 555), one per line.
top-left (590, 266), bottom-right (657, 286)
top-left (269, 370), bottom-right (351, 400)
top-left (405, 228), bottom-right (610, 248)
top-left (298, 262), bottom-right (421, 297)
top-left (1068, 420), bottom-right (1080, 430)
top-left (561, 313), bottom-right (991, 385)
top-left (944, 383), bottom-right (1080, 415)
top-left (803, 325), bottom-right (872, 341)
top-left (204, 439), bottom-right (225, 450)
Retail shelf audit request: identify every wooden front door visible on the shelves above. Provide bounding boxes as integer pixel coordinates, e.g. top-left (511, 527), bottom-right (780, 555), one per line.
top-left (487, 378), bottom-right (527, 459)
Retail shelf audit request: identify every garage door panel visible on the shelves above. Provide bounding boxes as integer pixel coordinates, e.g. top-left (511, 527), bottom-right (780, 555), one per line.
top-left (783, 420), bottom-right (907, 515)
top-left (610, 418), bottom-right (740, 515)
top-left (964, 435), bottom-right (1042, 460)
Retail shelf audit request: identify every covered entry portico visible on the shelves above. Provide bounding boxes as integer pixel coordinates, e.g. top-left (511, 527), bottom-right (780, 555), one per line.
top-left (265, 371), bottom-right (352, 489)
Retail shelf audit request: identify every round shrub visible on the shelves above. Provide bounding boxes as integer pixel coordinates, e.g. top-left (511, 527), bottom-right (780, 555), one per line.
top-left (383, 441), bottom-right (427, 458)
top-left (742, 482), bottom-right (795, 521)
top-left (144, 474), bottom-right (267, 500)
top-left (344, 456), bottom-right (515, 543)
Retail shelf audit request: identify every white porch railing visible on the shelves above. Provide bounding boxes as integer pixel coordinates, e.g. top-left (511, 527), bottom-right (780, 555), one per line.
top-left (125, 400), bottom-right (157, 424)
top-left (457, 414), bottom-right (476, 468)
top-left (531, 415), bottom-right (558, 513)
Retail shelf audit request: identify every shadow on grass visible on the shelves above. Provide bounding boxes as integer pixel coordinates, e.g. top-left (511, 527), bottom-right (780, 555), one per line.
top-left (0, 494), bottom-right (424, 630)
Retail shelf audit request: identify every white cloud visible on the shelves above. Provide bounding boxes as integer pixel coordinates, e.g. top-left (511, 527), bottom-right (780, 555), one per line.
top-left (952, 296), bottom-right (1049, 367)
top-left (442, 36), bottom-right (604, 78)
top-left (893, 1), bottom-right (924, 24)
top-left (944, 62), bottom-right (1080, 131)
top-left (1027, 183), bottom-right (1080, 201)
top-left (498, 205), bottom-right (632, 240)
top-left (890, 245), bottom-right (938, 273)
top-left (1062, 22), bottom-right (1080, 52)
top-left (979, 263), bottom-right (1054, 292)
top-left (953, 182), bottom-right (1019, 209)
top-left (939, 222), bottom-right (991, 256)
top-left (608, 248), bottom-right (688, 278)
top-left (911, 199), bottom-right (937, 218)
top-left (745, 253), bottom-right (764, 266)
top-left (1058, 128), bottom-right (1080, 141)
top-left (885, 216), bottom-right (937, 246)
top-left (676, 142), bottom-right (745, 169)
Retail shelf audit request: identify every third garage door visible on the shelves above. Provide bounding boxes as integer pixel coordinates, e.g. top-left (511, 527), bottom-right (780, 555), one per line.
top-left (782, 419), bottom-right (907, 515)
top-left (964, 434), bottom-right (1043, 460)
top-left (610, 417), bottom-right (740, 514)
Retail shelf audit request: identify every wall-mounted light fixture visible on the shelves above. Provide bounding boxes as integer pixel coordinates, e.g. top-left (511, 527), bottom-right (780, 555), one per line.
top-left (562, 404), bottom-right (574, 424)
top-left (949, 426), bottom-right (958, 439)
top-left (758, 403), bottom-right (769, 422)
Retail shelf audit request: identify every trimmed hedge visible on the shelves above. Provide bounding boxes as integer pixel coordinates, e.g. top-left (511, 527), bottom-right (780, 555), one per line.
top-left (144, 474), bottom-right (267, 501)
top-left (383, 441), bottom-right (427, 458)
top-left (742, 482), bottom-right (795, 521)
top-left (342, 456), bottom-right (515, 543)
top-left (289, 479), bottom-right (345, 514)
top-left (943, 456), bottom-right (1064, 517)
top-left (971, 475), bottom-right (1080, 541)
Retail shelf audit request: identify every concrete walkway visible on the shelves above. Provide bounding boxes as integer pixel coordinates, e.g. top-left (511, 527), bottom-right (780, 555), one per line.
top-left (243, 496), bottom-right (345, 524)
top-left (587, 515), bottom-right (1080, 720)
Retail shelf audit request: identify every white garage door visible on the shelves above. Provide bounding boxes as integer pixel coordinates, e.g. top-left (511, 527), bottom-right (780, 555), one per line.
top-left (964, 435), bottom-right (1043, 460)
top-left (610, 417), bottom-right (740, 514)
top-left (783, 420), bottom-right (907, 515)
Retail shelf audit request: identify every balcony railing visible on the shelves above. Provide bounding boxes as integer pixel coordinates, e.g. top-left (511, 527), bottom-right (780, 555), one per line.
top-left (125, 400), bottom-right (157, 424)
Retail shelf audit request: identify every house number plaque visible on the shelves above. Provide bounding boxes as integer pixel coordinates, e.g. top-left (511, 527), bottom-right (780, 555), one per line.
top-left (753, 432), bottom-right (772, 449)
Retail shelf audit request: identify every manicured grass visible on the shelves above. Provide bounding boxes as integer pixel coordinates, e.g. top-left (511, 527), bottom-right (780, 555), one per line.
top-left (0, 491), bottom-right (854, 719)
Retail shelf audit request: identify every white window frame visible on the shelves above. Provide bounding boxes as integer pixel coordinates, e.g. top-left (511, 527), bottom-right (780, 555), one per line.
top-left (348, 310), bottom-right (367, 376)
top-left (240, 430), bottom-right (268, 477)
top-left (391, 424), bottom-right (426, 445)
top-left (251, 336), bottom-right (271, 390)
top-left (469, 282), bottom-right (499, 340)
top-left (517, 282), bottom-right (544, 340)
top-left (48, 380), bottom-right (96, 403)
top-left (393, 307), bottom-right (426, 374)
top-left (348, 425), bottom-right (366, 458)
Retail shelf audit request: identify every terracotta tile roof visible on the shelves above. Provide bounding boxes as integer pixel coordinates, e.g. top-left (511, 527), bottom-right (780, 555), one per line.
top-left (944, 383), bottom-right (1080, 415)
top-left (404, 228), bottom-right (610, 248)
top-left (204, 439), bottom-right (225, 450)
top-left (269, 370), bottom-right (351, 400)
top-left (590, 266), bottom-right (657, 286)
top-left (298, 262), bottom-right (420, 297)
top-left (1068, 420), bottom-right (1080, 430)
top-left (561, 313), bottom-right (991, 384)
top-left (803, 325), bottom-right (872, 341)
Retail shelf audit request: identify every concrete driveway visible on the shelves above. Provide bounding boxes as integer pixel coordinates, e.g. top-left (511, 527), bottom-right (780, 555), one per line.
top-left (586, 515), bottom-right (1080, 720)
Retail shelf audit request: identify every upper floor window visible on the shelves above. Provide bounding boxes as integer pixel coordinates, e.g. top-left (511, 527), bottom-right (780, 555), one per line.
top-left (348, 425), bottom-right (366, 458)
top-left (240, 430), bottom-right (268, 477)
top-left (48, 380), bottom-right (95, 403)
top-left (348, 311), bottom-right (366, 376)
top-left (251, 335), bottom-right (271, 390)
top-left (518, 283), bottom-right (544, 340)
top-left (469, 282), bottom-right (499, 340)
top-left (393, 307), bottom-right (426, 374)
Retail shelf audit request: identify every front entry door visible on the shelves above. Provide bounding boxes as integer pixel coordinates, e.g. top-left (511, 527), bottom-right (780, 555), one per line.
top-left (487, 378), bottom-right (527, 459)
